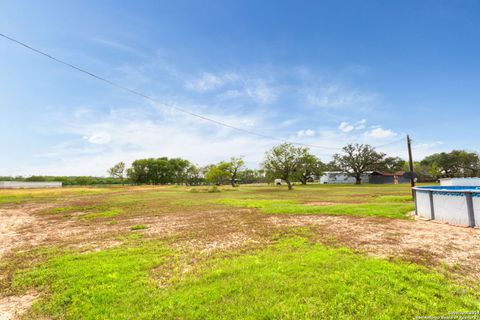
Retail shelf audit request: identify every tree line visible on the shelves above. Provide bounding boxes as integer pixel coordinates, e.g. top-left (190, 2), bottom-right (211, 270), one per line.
top-left (3, 144), bottom-right (480, 187)
top-left (0, 175), bottom-right (123, 186)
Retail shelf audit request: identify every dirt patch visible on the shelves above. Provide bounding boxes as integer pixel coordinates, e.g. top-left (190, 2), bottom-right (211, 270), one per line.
top-left (0, 205), bottom-right (49, 257)
top-left (0, 204), bottom-right (122, 259)
top-left (0, 292), bottom-right (37, 320)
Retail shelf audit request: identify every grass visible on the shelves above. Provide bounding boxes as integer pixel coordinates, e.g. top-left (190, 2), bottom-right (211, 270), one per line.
top-left (13, 242), bottom-right (171, 319)
top-left (6, 183), bottom-right (470, 319)
top-left (10, 236), bottom-right (479, 319)
top-left (216, 198), bottom-right (415, 219)
top-left (0, 187), bottom-right (119, 205)
top-left (42, 205), bottom-right (123, 220)
top-left (130, 224), bottom-right (147, 230)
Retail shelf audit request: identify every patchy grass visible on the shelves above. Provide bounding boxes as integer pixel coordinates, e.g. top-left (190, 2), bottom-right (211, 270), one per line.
top-left (10, 237), bottom-right (479, 319)
top-left (7, 183), bottom-right (470, 319)
top-left (216, 198), bottom-right (414, 219)
top-left (130, 224), bottom-right (147, 231)
top-left (42, 205), bottom-right (123, 220)
top-left (0, 188), bottom-right (119, 205)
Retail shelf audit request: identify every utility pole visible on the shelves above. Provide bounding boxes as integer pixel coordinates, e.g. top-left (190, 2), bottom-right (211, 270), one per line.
top-left (407, 135), bottom-right (415, 197)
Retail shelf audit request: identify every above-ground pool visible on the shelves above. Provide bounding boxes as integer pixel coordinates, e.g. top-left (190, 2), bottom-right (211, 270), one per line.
top-left (413, 186), bottom-right (480, 228)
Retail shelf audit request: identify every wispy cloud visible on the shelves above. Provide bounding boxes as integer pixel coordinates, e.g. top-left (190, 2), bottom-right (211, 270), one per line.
top-left (338, 122), bottom-right (354, 133)
top-left (185, 72), bottom-right (239, 92)
top-left (305, 85), bottom-right (378, 109)
top-left (90, 37), bottom-right (148, 58)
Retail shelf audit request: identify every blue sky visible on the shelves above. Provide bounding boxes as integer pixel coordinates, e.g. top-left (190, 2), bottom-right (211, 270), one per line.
top-left (1, 1), bottom-right (480, 176)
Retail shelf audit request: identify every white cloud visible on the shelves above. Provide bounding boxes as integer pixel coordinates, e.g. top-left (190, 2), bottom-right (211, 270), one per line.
top-left (297, 129), bottom-right (316, 137)
top-left (244, 80), bottom-right (277, 104)
top-left (185, 72), bottom-right (238, 92)
top-left (338, 122), bottom-right (354, 132)
top-left (364, 128), bottom-right (397, 139)
top-left (354, 119), bottom-right (367, 130)
top-left (83, 132), bottom-right (111, 144)
top-left (306, 85), bottom-right (378, 109)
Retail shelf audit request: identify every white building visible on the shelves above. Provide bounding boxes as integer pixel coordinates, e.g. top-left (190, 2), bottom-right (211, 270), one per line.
top-left (439, 178), bottom-right (480, 187)
top-left (319, 172), bottom-right (370, 184)
top-left (0, 181), bottom-right (62, 189)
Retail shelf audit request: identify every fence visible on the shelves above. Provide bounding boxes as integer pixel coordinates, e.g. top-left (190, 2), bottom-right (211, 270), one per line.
top-left (413, 186), bottom-right (480, 228)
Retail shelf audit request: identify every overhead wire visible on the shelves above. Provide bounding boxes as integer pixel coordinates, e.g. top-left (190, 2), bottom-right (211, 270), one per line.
top-left (0, 33), bottom-right (343, 150)
top-left (0, 33), bottom-right (406, 152)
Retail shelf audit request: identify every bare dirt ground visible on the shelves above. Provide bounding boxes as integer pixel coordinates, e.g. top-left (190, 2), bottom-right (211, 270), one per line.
top-left (0, 293), bottom-right (38, 320)
top-left (2, 203), bottom-right (480, 318)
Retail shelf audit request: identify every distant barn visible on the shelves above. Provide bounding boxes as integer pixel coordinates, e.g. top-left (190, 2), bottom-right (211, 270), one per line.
top-left (0, 181), bottom-right (62, 189)
top-left (368, 171), bottom-right (409, 184)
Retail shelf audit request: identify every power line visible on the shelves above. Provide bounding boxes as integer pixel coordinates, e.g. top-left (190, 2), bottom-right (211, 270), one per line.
top-left (373, 136), bottom-right (406, 149)
top-left (0, 32), bottom-right (342, 150)
top-left (0, 33), bottom-right (404, 152)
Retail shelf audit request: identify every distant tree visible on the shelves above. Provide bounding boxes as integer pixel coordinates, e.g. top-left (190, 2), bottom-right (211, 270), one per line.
top-left (126, 157), bottom-right (195, 185)
top-left (333, 144), bottom-right (386, 184)
top-left (184, 164), bottom-right (203, 186)
top-left (108, 162), bottom-right (126, 184)
top-left (379, 156), bottom-right (406, 173)
top-left (295, 154), bottom-right (326, 185)
top-left (205, 163), bottom-right (231, 185)
top-left (168, 158), bottom-right (191, 184)
top-left (421, 150), bottom-right (480, 178)
top-left (225, 156), bottom-right (245, 187)
top-left (237, 169), bottom-right (267, 184)
top-left (263, 143), bottom-right (309, 190)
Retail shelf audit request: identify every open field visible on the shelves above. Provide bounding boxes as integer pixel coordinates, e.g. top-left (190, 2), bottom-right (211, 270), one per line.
top-left (1, 184), bottom-right (480, 319)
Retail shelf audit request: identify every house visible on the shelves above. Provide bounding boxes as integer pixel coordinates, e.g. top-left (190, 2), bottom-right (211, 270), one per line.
top-left (319, 171), bottom-right (370, 184)
top-left (368, 171), bottom-right (409, 184)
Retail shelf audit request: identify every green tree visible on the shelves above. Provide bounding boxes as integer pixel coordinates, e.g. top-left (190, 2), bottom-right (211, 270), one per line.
top-left (295, 154), bottom-right (326, 185)
top-left (168, 158), bottom-right (191, 184)
top-left (184, 164), bottom-right (203, 185)
top-left (262, 143), bottom-right (309, 190)
top-left (333, 144), bottom-right (386, 184)
top-left (379, 157), bottom-right (406, 173)
top-left (237, 169), bottom-right (267, 184)
top-left (205, 163), bottom-right (231, 185)
top-left (421, 150), bottom-right (480, 177)
top-left (225, 156), bottom-right (245, 187)
top-left (108, 162), bottom-right (126, 184)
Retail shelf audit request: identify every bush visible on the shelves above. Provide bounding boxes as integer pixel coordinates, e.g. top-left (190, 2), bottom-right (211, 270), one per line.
top-left (207, 186), bottom-right (221, 193)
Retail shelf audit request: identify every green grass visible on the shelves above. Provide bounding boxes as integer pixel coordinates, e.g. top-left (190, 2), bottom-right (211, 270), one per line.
top-left (216, 198), bottom-right (415, 219)
top-left (42, 205), bottom-right (123, 220)
top-left (11, 237), bottom-right (479, 319)
top-left (13, 242), bottom-right (171, 319)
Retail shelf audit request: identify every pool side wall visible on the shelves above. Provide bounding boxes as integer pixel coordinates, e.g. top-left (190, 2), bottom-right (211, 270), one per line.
top-left (413, 186), bottom-right (480, 227)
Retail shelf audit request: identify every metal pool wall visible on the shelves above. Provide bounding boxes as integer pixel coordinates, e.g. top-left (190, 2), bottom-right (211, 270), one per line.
top-left (413, 186), bottom-right (480, 228)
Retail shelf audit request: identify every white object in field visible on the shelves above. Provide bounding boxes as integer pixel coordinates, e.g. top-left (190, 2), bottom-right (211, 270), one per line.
top-left (414, 186), bottom-right (480, 228)
top-left (0, 181), bottom-right (62, 189)
top-left (274, 179), bottom-right (282, 186)
top-left (319, 171), bottom-right (370, 184)
top-left (439, 178), bottom-right (480, 187)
